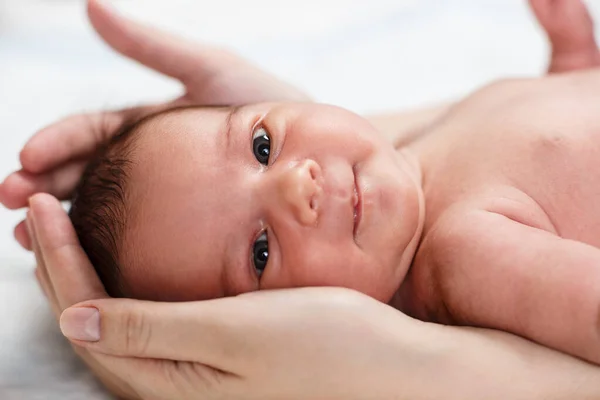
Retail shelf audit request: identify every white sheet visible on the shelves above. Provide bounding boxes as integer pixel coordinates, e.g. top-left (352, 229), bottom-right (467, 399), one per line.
top-left (2, 0), bottom-right (599, 398)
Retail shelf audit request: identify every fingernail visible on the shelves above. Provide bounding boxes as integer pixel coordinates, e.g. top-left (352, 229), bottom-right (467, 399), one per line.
top-left (60, 308), bottom-right (101, 342)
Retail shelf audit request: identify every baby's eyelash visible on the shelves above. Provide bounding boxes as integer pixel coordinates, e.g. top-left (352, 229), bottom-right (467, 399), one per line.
top-left (249, 225), bottom-right (271, 281)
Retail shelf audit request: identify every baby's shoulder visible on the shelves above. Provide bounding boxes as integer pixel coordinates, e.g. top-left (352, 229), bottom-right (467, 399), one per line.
top-left (407, 205), bottom-right (492, 321)
top-left (407, 193), bottom-right (550, 321)
top-left (417, 205), bottom-right (488, 268)
top-left (419, 191), bottom-right (554, 267)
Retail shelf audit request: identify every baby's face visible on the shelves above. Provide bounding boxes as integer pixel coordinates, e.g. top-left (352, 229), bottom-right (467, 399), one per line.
top-left (121, 103), bottom-right (423, 302)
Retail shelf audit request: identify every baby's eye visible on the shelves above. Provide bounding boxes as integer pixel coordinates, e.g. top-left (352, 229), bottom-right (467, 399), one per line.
top-left (252, 231), bottom-right (269, 278)
top-left (252, 127), bottom-right (271, 165)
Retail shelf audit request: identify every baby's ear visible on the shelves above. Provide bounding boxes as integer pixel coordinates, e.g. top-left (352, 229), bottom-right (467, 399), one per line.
top-left (530, 0), bottom-right (600, 73)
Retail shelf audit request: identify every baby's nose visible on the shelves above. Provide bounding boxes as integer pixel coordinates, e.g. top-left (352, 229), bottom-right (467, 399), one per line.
top-left (277, 159), bottom-right (323, 226)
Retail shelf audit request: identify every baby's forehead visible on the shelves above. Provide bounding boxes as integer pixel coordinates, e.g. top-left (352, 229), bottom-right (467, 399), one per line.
top-left (135, 105), bottom-right (232, 134)
top-left (119, 106), bottom-right (256, 300)
top-left (130, 105), bottom-right (233, 154)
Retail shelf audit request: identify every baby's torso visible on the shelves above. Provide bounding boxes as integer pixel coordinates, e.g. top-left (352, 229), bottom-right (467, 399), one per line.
top-left (402, 69), bottom-right (600, 318)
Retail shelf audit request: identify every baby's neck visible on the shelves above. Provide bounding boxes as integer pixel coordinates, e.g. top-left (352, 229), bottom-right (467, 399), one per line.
top-left (388, 147), bottom-right (427, 313)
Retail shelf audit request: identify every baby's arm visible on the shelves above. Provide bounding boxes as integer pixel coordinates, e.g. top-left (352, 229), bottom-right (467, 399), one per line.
top-left (431, 208), bottom-right (600, 365)
top-left (530, 0), bottom-right (600, 73)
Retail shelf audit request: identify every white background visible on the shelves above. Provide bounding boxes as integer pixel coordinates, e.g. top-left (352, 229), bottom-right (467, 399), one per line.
top-left (1, 0), bottom-right (599, 398)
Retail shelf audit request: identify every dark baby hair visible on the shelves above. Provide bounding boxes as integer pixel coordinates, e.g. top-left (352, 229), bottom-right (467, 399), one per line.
top-left (69, 105), bottom-right (229, 298)
top-left (69, 114), bottom-right (142, 298)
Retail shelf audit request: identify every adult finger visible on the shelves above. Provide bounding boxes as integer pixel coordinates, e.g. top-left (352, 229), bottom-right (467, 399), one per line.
top-left (31, 228), bottom-right (126, 396)
top-left (88, 0), bottom-right (310, 105)
top-left (21, 101), bottom-right (183, 175)
top-left (20, 112), bottom-right (126, 174)
top-left (14, 220), bottom-right (31, 251)
top-left (88, 0), bottom-right (231, 85)
top-left (26, 195), bottom-right (160, 399)
top-left (530, 0), bottom-right (596, 50)
top-left (28, 211), bottom-right (60, 318)
top-left (528, 0), bottom-right (551, 27)
top-left (60, 297), bottom-right (248, 374)
top-left (29, 193), bottom-right (108, 310)
top-left (1, 162), bottom-right (87, 210)
top-left (59, 298), bottom-right (239, 399)
top-left (34, 268), bottom-right (61, 319)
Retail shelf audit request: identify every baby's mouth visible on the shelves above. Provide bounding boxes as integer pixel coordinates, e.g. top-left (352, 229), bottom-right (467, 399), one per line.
top-left (353, 167), bottom-right (362, 238)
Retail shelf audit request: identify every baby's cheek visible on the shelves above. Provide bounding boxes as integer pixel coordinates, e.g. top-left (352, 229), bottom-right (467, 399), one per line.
top-left (269, 237), bottom-right (395, 300)
top-left (266, 249), bottom-right (354, 291)
top-left (290, 107), bottom-right (376, 155)
top-left (285, 255), bottom-right (393, 301)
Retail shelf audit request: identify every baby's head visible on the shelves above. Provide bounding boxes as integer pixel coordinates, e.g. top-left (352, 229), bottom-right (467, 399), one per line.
top-left (70, 102), bottom-right (423, 303)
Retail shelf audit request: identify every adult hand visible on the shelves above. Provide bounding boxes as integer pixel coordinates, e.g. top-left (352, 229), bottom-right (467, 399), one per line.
top-left (28, 193), bottom-right (600, 400)
top-left (27, 193), bottom-right (420, 400)
top-left (0, 0), bottom-right (309, 250)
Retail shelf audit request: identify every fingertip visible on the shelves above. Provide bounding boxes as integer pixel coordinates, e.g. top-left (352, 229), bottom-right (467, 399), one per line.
top-left (87, 0), bottom-right (114, 19)
top-left (20, 133), bottom-right (53, 174)
top-left (87, 0), bottom-right (99, 12)
top-left (528, 0), bottom-right (547, 19)
top-left (0, 179), bottom-right (17, 210)
top-left (19, 147), bottom-right (39, 174)
top-left (88, 0), bottom-right (121, 37)
top-left (28, 193), bottom-right (69, 244)
top-left (60, 306), bottom-right (101, 342)
top-left (86, 0), bottom-right (199, 83)
top-left (28, 192), bottom-right (61, 212)
top-left (14, 221), bottom-right (32, 251)
top-left (1, 171), bottom-right (36, 210)
top-left (87, 0), bottom-right (103, 25)
top-left (87, 0), bottom-right (139, 73)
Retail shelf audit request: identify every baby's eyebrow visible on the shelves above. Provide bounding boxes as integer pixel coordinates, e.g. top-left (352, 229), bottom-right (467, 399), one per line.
top-left (223, 106), bottom-right (243, 158)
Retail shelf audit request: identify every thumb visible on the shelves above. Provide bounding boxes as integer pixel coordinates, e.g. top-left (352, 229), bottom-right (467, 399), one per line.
top-left (59, 297), bottom-right (249, 373)
top-left (87, 0), bottom-right (217, 84)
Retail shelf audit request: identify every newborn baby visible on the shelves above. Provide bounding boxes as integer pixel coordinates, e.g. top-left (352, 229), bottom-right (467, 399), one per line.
top-left (70, 0), bottom-right (600, 364)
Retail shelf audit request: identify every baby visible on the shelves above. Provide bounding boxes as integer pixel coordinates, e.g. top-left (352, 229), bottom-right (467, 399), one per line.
top-left (70, 0), bottom-right (600, 365)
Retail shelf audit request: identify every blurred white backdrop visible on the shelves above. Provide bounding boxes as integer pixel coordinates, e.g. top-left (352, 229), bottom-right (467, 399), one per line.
top-left (1, 0), bottom-right (599, 398)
